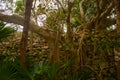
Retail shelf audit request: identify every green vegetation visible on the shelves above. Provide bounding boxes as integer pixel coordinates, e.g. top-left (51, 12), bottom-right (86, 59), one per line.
top-left (0, 0), bottom-right (119, 80)
top-left (0, 21), bottom-right (15, 40)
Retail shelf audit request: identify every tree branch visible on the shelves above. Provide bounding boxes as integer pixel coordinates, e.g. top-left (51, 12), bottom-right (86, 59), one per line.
top-left (100, 2), bottom-right (114, 19)
top-left (95, 0), bottom-right (101, 18)
top-left (79, 0), bottom-right (85, 23)
top-left (66, 1), bottom-right (74, 42)
top-left (0, 13), bottom-right (57, 40)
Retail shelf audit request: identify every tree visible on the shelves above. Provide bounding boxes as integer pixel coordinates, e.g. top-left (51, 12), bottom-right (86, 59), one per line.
top-left (0, 0), bottom-right (118, 79)
top-left (114, 0), bottom-right (120, 79)
top-left (20, 0), bottom-right (33, 66)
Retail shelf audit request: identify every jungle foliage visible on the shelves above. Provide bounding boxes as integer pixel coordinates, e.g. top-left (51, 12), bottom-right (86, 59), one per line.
top-left (0, 0), bottom-right (119, 80)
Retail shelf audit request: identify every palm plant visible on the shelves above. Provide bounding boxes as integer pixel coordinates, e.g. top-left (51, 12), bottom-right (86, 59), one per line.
top-left (0, 59), bottom-right (34, 80)
top-left (32, 56), bottom-right (77, 80)
top-left (33, 61), bottom-right (60, 80)
top-left (0, 60), bottom-right (18, 80)
top-left (0, 21), bottom-right (15, 40)
top-left (0, 56), bottom-right (95, 80)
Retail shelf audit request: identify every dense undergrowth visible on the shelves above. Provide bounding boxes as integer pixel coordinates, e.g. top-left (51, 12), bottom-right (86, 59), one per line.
top-left (0, 55), bottom-right (95, 80)
top-left (0, 29), bottom-right (118, 80)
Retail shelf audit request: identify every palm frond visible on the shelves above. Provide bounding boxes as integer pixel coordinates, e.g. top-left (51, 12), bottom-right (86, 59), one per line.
top-left (0, 60), bottom-right (18, 80)
top-left (0, 21), bottom-right (15, 40)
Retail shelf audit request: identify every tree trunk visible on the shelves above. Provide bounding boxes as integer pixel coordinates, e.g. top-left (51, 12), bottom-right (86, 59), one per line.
top-left (48, 40), bottom-right (60, 64)
top-left (20, 0), bottom-right (33, 66)
top-left (114, 0), bottom-right (120, 79)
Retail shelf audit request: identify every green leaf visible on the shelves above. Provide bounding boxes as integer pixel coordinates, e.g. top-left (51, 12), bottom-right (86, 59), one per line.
top-left (0, 60), bottom-right (18, 80)
top-left (0, 21), bottom-right (15, 40)
top-left (14, 0), bottom-right (24, 13)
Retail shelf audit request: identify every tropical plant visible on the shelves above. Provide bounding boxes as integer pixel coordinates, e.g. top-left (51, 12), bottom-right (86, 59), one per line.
top-left (14, 0), bottom-right (25, 15)
top-left (33, 61), bottom-right (60, 80)
top-left (0, 0), bottom-right (119, 79)
top-left (0, 59), bottom-right (34, 80)
top-left (0, 21), bottom-right (15, 40)
top-left (0, 60), bottom-right (18, 80)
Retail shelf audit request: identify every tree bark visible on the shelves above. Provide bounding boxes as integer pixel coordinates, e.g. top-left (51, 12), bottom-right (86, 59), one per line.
top-left (114, 0), bottom-right (120, 79)
top-left (20, 0), bottom-right (33, 66)
top-left (0, 13), bottom-right (57, 41)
